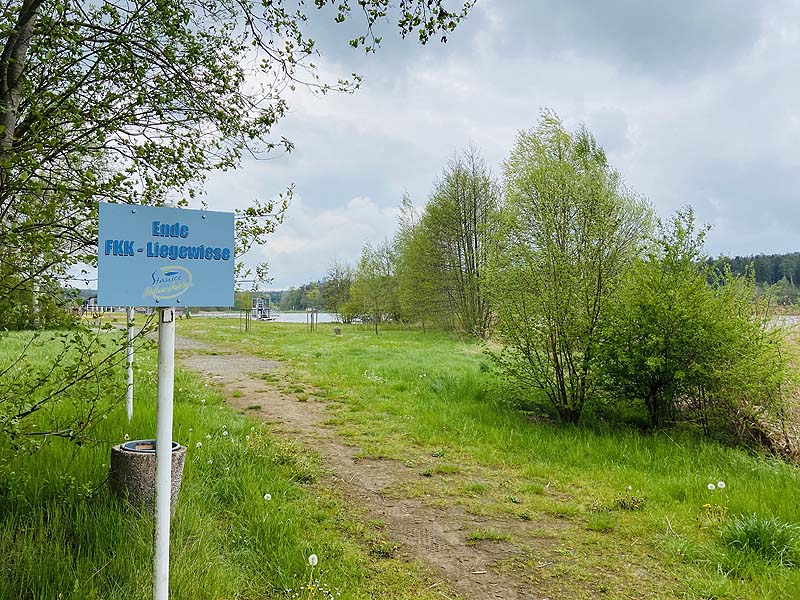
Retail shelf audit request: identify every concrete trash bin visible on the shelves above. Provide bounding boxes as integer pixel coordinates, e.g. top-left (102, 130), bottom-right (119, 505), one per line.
top-left (110, 439), bottom-right (186, 515)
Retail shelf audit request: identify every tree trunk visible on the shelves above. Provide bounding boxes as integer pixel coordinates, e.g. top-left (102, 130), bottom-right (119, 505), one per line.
top-left (0, 0), bottom-right (43, 153)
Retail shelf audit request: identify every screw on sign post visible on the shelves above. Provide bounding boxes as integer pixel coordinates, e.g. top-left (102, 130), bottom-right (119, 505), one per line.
top-left (98, 203), bottom-right (234, 600)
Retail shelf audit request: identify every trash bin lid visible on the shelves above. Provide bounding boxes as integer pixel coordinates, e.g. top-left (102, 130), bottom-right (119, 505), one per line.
top-left (121, 440), bottom-right (180, 453)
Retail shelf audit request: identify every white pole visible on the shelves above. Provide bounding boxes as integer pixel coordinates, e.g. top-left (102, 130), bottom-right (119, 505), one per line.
top-left (154, 307), bottom-right (175, 600)
top-left (126, 307), bottom-right (134, 422)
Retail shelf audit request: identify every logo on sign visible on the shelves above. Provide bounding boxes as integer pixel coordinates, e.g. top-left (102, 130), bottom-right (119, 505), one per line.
top-left (143, 265), bottom-right (193, 301)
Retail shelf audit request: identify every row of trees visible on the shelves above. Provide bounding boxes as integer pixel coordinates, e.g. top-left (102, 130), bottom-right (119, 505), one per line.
top-left (724, 253), bottom-right (800, 289)
top-left (321, 148), bottom-right (498, 335)
top-left (716, 253), bottom-right (800, 305)
top-left (328, 112), bottom-right (789, 449)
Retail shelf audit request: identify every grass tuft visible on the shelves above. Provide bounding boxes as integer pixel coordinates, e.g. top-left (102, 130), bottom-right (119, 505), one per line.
top-left (721, 513), bottom-right (800, 567)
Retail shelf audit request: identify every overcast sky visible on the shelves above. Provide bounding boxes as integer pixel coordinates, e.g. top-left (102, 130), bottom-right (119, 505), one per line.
top-left (201, 0), bottom-right (800, 290)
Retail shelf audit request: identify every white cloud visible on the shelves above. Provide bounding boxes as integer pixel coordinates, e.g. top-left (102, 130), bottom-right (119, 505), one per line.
top-left (239, 195), bottom-right (398, 289)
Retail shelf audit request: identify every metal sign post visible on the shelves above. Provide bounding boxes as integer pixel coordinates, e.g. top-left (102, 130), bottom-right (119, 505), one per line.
top-left (98, 203), bottom-right (234, 600)
top-left (153, 307), bottom-right (175, 600)
top-left (126, 306), bottom-right (135, 422)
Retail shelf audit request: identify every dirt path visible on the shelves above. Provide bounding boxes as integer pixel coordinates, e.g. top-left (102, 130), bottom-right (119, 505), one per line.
top-left (178, 337), bottom-right (623, 599)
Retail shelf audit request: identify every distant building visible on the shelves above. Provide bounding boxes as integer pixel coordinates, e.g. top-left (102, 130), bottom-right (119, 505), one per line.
top-left (81, 296), bottom-right (121, 314)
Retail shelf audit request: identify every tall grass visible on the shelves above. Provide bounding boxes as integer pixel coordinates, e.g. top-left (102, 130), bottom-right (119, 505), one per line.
top-left (0, 330), bottom-right (442, 600)
top-left (181, 319), bottom-right (800, 598)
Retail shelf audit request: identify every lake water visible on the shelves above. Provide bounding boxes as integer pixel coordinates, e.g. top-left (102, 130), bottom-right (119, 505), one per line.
top-left (272, 311), bottom-right (339, 323)
top-left (194, 311), bottom-right (339, 323)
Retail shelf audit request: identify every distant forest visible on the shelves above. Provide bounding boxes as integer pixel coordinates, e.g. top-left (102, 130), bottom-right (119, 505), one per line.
top-left (722, 252), bottom-right (800, 304)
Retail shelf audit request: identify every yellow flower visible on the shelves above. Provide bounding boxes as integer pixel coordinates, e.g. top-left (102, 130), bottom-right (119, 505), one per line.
top-left (703, 503), bottom-right (711, 508)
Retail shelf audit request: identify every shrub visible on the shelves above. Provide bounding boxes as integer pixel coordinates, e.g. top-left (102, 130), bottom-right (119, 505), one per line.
top-left (487, 110), bottom-right (651, 424)
top-left (601, 209), bottom-right (788, 443)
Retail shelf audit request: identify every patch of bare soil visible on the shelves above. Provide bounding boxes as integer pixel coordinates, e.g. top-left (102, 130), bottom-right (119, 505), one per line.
top-left (177, 337), bottom-right (660, 600)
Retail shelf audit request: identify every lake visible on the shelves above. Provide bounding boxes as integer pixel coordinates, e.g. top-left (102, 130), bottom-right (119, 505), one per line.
top-left (194, 310), bottom-right (339, 323)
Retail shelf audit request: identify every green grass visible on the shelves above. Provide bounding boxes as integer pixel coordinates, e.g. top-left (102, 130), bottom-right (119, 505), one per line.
top-left (465, 528), bottom-right (511, 544)
top-left (0, 330), bottom-right (446, 600)
top-left (180, 319), bottom-right (800, 599)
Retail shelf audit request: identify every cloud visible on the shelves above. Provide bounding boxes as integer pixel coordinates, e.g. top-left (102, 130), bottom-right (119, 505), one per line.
top-left (239, 195), bottom-right (398, 289)
top-left (481, 1), bottom-right (765, 80)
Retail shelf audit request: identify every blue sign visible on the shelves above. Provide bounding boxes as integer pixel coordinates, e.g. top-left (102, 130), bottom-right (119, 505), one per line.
top-left (98, 203), bottom-right (234, 307)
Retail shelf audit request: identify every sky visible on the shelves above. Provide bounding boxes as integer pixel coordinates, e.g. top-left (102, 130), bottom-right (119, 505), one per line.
top-left (200, 0), bottom-right (800, 290)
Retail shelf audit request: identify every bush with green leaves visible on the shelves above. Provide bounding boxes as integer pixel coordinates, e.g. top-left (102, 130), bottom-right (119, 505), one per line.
top-left (486, 110), bottom-right (652, 424)
top-left (601, 209), bottom-right (788, 444)
top-left (0, 324), bottom-right (153, 455)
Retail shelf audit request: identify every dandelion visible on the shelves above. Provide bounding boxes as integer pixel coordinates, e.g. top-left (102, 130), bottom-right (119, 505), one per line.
top-left (717, 481), bottom-right (726, 489)
top-left (708, 483), bottom-right (716, 491)
top-left (308, 554), bottom-right (318, 567)
top-left (196, 442), bottom-right (203, 449)
top-left (264, 493), bottom-right (272, 501)
top-left (246, 435), bottom-right (250, 441)
top-left (626, 485), bottom-right (632, 491)
top-left (222, 430), bottom-right (229, 437)
top-left (189, 428), bottom-right (193, 433)
top-left (206, 434), bottom-right (212, 439)
top-left (123, 433), bottom-right (130, 441)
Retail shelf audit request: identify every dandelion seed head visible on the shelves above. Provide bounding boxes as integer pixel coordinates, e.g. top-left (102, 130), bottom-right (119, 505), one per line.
top-left (308, 554), bottom-right (318, 567)
top-left (222, 430), bottom-right (228, 437)
top-left (717, 481), bottom-right (726, 489)
top-left (196, 442), bottom-right (202, 448)
top-left (264, 493), bottom-right (272, 501)
top-left (708, 483), bottom-right (716, 491)
top-left (123, 433), bottom-right (130, 441)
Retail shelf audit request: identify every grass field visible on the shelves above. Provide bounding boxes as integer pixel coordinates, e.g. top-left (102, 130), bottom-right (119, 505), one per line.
top-left (0, 329), bottom-right (445, 600)
top-left (179, 318), bottom-right (800, 599)
top-left (3, 319), bottom-right (800, 599)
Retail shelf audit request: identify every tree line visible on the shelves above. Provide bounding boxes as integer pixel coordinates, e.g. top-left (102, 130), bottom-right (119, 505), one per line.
top-left (719, 253), bottom-right (800, 305)
top-left (318, 111), bottom-right (791, 452)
